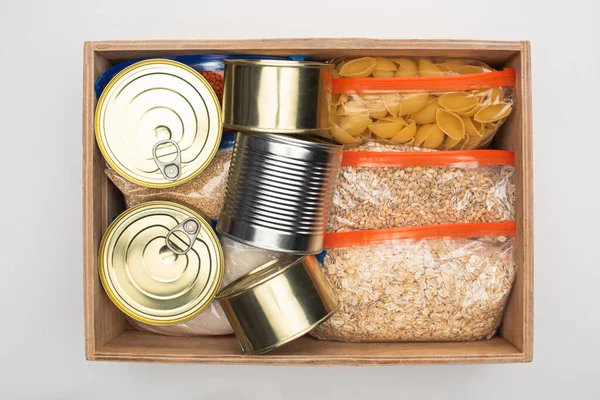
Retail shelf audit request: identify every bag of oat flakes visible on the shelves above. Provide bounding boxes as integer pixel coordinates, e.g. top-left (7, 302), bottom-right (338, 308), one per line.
top-left (328, 147), bottom-right (515, 232)
top-left (310, 221), bottom-right (516, 342)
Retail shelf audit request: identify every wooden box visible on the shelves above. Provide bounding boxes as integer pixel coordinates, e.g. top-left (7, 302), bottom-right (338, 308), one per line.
top-left (83, 39), bottom-right (533, 365)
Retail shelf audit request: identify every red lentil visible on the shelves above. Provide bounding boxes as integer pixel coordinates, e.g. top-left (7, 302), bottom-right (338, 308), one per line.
top-left (199, 71), bottom-right (224, 103)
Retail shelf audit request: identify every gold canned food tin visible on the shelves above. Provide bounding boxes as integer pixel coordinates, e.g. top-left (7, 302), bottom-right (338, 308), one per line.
top-left (95, 59), bottom-right (222, 188)
top-left (222, 59), bottom-right (333, 134)
top-left (99, 201), bottom-right (224, 325)
top-left (216, 255), bottom-right (339, 354)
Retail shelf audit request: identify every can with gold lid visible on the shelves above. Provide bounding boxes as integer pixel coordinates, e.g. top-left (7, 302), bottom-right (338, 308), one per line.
top-left (98, 201), bottom-right (224, 325)
top-left (95, 59), bottom-right (222, 188)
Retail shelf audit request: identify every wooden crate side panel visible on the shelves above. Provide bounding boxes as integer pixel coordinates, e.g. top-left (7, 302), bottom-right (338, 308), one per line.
top-left (96, 331), bottom-right (523, 365)
top-left (497, 42), bottom-right (534, 361)
top-left (83, 43), bottom-right (126, 360)
top-left (91, 39), bottom-right (520, 66)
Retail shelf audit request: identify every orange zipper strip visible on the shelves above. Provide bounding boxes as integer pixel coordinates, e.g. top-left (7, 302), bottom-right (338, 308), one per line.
top-left (324, 221), bottom-right (516, 249)
top-left (332, 69), bottom-right (515, 94)
top-left (342, 150), bottom-right (514, 167)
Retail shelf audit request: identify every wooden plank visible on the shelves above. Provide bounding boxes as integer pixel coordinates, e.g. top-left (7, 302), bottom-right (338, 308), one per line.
top-left (82, 44), bottom-right (126, 360)
top-left (497, 41), bottom-right (534, 361)
top-left (96, 331), bottom-right (523, 365)
top-left (90, 39), bottom-right (520, 65)
top-left (82, 42), bottom-right (96, 360)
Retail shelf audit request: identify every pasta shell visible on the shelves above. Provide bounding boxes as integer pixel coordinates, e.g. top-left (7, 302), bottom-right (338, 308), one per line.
top-left (414, 124), bottom-right (437, 146)
top-left (391, 58), bottom-right (418, 77)
top-left (339, 113), bottom-right (371, 136)
top-left (423, 125), bottom-right (445, 149)
top-left (368, 119), bottom-right (407, 139)
top-left (419, 60), bottom-right (443, 76)
top-left (332, 93), bottom-right (349, 107)
top-left (370, 110), bottom-right (389, 119)
top-left (398, 93), bottom-right (430, 115)
top-left (411, 99), bottom-right (440, 124)
top-left (339, 57), bottom-right (377, 78)
top-left (380, 115), bottom-right (408, 125)
top-left (474, 102), bottom-right (512, 123)
top-left (363, 95), bottom-right (388, 119)
top-left (374, 57), bottom-right (397, 71)
top-left (462, 117), bottom-right (483, 137)
top-left (482, 122), bottom-right (498, 137)
top-left (372, 70), bottom-right (396, 78)
top-left (436, 59), bottom-right (465, 73)
top-left (455, 103), bottom-right (482, 117)
top-left (489, 87), bottom-right (504, 103)
top-left (473, 89), bottom-right (489, 98)
top-left (442, 135), bottom-right (462, 150)
top-left (436, 109), bottom-right (465, 141)
top-left (461, 135), bottom-right (482, 150)
top-left (438, 92), bottom-right (480, 113)
top-left (382, 93), bottom-right (403, 117)
top-left (457, 65), bottom-right (486, 75)
top-left (391, 122), bottom-right (417, 143)
top-left (359, 129), bottom-right (372, 139)
top-left (467, 61), bottom-right (494, 71)
top-left (336, 100), bottom-right (368, 115)
top-left (330, 124), bottom-right (359, 144)
top-left (436, 64), bottom-right (452, 73)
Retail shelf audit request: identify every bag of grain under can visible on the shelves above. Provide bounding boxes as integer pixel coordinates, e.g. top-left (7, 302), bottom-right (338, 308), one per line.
top-left (106, 134), bottom-right (235, 221)
top-left (327, 144), bottom-right (515, 232)
top-left (128, 236), bottom-right (282, 336)
top-left (310, 222), bottom-right (516, 342)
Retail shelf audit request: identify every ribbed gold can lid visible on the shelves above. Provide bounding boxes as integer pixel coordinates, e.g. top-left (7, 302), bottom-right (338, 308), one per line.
top-left (99, 201), bottom-right (223, 325)
top-left (95, 59), bottom-right (222, 188)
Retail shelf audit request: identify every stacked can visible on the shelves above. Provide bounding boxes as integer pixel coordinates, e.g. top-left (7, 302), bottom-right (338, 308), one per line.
top-left (94, 60), bottom-right (226, 326)
top-left (215, 59), bottom-right (342, 353)
top-left (94, 58), bottom-right (341, 355)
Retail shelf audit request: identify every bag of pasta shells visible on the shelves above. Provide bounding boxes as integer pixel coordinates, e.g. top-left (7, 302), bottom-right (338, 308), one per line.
top-left (310, 222), bottom-right (517, 342)
top-left (326, 57), bottom-right (515, 150)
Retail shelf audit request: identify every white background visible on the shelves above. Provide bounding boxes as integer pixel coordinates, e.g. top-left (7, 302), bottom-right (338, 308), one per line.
top-left (0, 0), bottom-right (598, 398)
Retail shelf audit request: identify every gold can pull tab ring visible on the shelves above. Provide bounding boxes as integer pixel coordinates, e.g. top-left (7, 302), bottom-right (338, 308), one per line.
top-left (165, 218), bottom-right (200, 255)
top-left (153, 139), bottom-right (182, 181)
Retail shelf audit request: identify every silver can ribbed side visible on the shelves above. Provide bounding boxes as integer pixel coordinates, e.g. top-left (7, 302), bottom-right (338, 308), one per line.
top-left (217, 132), bottom-right (343, 254)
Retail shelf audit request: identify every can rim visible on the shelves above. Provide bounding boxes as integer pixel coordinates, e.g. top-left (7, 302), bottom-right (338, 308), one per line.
top-left (216, 255), bottom-right (306, 300)
top-left (240, 131), bottom-right (343, 151)
top-left (95, 59), bottom-right (223, 188)
top-left (224, 59), bottom-right (332, 68)
top-left (98, 201), bottom-right (224, 325)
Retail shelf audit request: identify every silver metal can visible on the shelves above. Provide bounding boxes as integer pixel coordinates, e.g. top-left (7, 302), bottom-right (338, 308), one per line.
top-left (216, 132), bottom-right (343, 254)
top-left (222, 59), bottom-right (333, 134)
top-left (216, 255), bottom-right (339, 355)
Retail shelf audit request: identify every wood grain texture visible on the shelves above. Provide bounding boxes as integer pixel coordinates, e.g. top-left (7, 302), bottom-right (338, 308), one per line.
top-left (82, 39), bottom-right (533, 365)
top-left (82, 45), bottom-right (126, 361)
top-left (96, 331), bottom-right (523, 365)
top-left (494, 42), bottom-right (533, 362)
top-left (89, 39), bottom-right (520, 65)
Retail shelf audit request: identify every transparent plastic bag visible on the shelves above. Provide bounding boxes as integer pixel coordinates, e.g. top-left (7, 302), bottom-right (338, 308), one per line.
top-left (325, 57), bottom-right (515, 149)
top-left (128, 236), bottom-right (282, 336)
top-left (95, 54), bottom-right (289, 103)
top-left (328, 147), bottom-right (515, 232)
top-left (310, 222), bottom-right (516, 342)
top-left (106, 143), bottom-right (233, 221)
